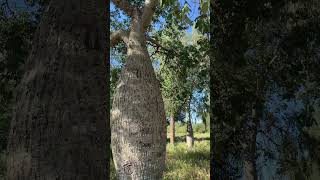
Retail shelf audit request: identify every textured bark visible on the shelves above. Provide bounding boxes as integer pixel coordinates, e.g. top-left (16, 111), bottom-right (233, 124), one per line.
top-left (170, 113), bottom-right (175, 144)
top-left (6, 0), bottom-right (109, 179)
top-left (111, 10), bottom-right (166, 180)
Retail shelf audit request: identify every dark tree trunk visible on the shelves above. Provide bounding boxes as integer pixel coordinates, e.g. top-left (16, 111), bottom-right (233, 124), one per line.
top-left (203, 114), bottom-right (207, 132)
top-left (244, 75), bottom-right (264, 180)
top-left (170, 113), bottom-right (175, 144)
top-left (6, 0), bottom-right (109, 179)
top-left (244, 105), bottom-right (258, 180)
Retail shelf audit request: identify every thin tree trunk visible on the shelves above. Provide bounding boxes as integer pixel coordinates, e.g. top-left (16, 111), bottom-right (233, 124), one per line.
top-left (170, 113), bottom-right (175, 144)
top-left (202, 113), bottom-right (207, 132)
top-left (244, 105), bottom-right (258, 180)
top-left (243, 110), bottom-right (257, 180)
top-left (111, 10), bottom-right (166, 180)
top-left (186, 94), bottom-right (194, 149)
top-left (6, 0), bottom-right (109, 179)
top-left (244, 74), bottom-right (263, 180)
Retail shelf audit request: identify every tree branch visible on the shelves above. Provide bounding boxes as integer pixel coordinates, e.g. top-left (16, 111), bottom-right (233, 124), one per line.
top-left (110, 30), bottom-right (129, 47)
top-left (111, 0), bottom-right (135, 17)
top-left (141, 0), bottom-right (158, 31)
top-left (147, 36), bottom-right (168, 51)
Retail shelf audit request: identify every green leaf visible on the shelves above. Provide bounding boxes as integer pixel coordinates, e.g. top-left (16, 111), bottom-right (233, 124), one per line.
top-left (200, 0), bottom-right (209, 15)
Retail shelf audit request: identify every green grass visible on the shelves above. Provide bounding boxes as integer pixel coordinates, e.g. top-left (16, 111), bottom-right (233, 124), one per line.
top-left (110, 129), bottom-right (210, 180)
top-left (164, 138), bottom-right (210, 180)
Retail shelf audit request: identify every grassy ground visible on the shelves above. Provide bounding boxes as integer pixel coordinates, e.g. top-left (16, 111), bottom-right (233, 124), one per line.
top-left (164, 134), bottom-right (210, 180)
top-left (111, 123), bottom-right (210, 180)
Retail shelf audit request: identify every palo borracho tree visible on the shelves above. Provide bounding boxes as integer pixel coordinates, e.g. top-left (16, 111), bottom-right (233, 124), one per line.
top-left (110, 0), bottom-right (209, 178)
top-left (6, 0), bottom-right (109, 179)
top-left (110, 0), bottom-right (167, 179)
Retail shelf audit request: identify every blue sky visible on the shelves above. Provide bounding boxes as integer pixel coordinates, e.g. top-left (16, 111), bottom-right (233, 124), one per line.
top-left (110, 0), bottom-right (200, 32)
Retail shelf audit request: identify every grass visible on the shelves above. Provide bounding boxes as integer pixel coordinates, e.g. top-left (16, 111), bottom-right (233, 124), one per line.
top-left (0, 123), bottom-right (210, 179)
top-left (111, 123), bottom-right (210, 180)
top-left (164, 138), bottom-right (210, 180)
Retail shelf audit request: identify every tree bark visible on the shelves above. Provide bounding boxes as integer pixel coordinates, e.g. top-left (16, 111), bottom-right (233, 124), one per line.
top-left (6, 0), bottom-right (109, 179)
top-left (244, 74), bottom-right (263, 180)
top-left (170, 113), bottom-right (175, 144)
top-left (202, 113), bottom-right (207, 132)
top-left (243, 106), bottom-right (258, 180)
top-left (111, 9), bottom-right (166, 180)
top-left (186, 95), bottom-right (194, 149)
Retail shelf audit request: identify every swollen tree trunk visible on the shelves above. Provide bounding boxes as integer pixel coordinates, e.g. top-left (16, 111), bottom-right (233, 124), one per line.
top-left (6, 1), bottom-right (109, 179)
top-left (170, 113), bottom-right (175, 144)
top-left (110, 6), bottom-right (166, 180)
top-left (186, 95), bottom-right (194, 149)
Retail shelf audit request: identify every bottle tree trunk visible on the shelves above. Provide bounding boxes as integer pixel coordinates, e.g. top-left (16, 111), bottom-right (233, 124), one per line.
top-left (110, 7), bottom-right (166, 180)
top-left (6, 0), bottom-right (109, 179)
top-left (186, 95), bottom-right (194, 149)
top-left (170, 113), bottom-right (175, 144)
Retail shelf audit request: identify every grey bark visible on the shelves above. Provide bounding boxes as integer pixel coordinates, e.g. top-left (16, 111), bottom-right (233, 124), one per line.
top-left (186, 95), bottom-right (194, 149)
top-left (111, 9), bottom-right (166, 180)
top-left (6, 0), bottom-right (109, 179)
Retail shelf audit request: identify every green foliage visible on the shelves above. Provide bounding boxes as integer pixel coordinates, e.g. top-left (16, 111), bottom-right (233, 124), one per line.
top-left (154, 25), bottom-right (209, 117)
top-left (211, 0), bottom-right (320, 178)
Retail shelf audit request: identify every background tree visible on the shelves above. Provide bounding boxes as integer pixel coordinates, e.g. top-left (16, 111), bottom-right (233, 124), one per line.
top-left (211, 0), bottom-right (320, 179)
top-left (153, 24), bottom-right (209, 149)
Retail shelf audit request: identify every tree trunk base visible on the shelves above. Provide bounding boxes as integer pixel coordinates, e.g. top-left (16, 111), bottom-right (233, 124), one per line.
top-left (186, 135), bottom-right (194, 149)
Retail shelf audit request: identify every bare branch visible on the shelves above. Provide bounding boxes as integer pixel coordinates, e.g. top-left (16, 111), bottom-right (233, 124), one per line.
top-left (110, 30), bottom-right (129, 47)
top-left (141, 0), bottom-right (158, 31)
top-left (111, 0), bottom-right (135, 17)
